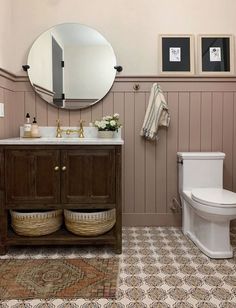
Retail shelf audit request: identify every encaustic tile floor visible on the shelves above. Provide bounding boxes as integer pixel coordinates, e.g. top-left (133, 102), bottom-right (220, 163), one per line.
top-left (1, 227), bottom-right (236, 307)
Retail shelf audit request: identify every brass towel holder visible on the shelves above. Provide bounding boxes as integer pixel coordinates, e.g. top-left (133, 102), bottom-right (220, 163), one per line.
top-left (133, 84), bottom-right (140, 91)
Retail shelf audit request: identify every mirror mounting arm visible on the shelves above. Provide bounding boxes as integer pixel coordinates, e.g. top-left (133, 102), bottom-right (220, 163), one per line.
top-left (114, 65), bottom-right (123, 72)
top-left (22, 65), bottom-right (30, 71)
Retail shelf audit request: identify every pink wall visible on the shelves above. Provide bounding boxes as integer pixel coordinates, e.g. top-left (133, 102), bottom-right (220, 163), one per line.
top-left (1, 69), bottom-right (236, 226)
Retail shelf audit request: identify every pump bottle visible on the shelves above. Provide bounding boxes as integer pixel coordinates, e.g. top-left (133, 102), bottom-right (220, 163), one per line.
top-left (23, 113), bottom-right (31, 137)
top-left (31, 117), bottom-right (40, 137)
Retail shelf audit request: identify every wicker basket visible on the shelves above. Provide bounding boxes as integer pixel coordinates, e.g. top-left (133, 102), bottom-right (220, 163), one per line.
top-left (64, 209), bottom-right (116, 236)
top-left (10, 209), bottom-right (63, 237)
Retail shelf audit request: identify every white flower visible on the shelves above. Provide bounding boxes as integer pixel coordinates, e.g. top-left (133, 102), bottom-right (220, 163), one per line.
top-left (100, 120), bottom-right (107, 129)
top-left (103, 115), bottom-right (112, 121)
top-left (95, 113), bottom-right (121, 131)
top-left (110, 120), bottom-right (116, 126)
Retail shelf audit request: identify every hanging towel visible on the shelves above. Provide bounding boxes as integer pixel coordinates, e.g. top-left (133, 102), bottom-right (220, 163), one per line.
top-left (140, 83), bottom-right (170, 140)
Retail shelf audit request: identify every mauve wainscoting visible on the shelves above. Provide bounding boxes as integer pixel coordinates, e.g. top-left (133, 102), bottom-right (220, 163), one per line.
top-left (1, 69), bottom-right (236, 227)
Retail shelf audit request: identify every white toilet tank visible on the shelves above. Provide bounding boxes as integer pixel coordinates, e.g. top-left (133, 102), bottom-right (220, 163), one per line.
top-left (177, 152), bottom-right (225, 192)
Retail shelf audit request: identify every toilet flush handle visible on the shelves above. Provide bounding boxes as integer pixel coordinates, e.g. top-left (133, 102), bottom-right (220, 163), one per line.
top-left (177, 159), bottom-right (183, 165)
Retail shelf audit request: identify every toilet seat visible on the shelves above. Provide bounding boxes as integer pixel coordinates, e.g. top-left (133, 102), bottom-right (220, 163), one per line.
top-left (191, 188), bottom-right (236, 208)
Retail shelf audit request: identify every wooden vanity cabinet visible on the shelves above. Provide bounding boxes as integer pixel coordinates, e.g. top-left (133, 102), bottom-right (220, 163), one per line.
top-left (0, 145), bottom-right (122, 255)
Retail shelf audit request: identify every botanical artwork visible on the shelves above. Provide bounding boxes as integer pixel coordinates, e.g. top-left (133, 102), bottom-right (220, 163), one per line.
top-left (209, 47), bottom-right (221, 62)
top-left (159, 35), bottom-right (194, 74)
top-left (169, 47), bottom-right (181, 62)
top-left (199, 35), bottom-right (234, 74)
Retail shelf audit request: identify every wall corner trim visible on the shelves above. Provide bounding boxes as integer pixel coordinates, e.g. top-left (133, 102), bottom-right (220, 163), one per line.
top-left (0, 68), bottom-right (28, 82)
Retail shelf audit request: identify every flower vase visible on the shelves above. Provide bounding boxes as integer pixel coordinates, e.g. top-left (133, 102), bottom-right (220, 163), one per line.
top-left (97, 130), bottom-right (114, 138)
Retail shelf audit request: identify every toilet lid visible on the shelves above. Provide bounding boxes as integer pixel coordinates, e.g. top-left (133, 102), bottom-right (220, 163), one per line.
top-left (191, 188), bottom-right (236, 207)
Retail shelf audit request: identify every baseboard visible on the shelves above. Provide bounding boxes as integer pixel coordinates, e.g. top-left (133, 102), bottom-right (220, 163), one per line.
top-left (122, 214), bottom-right (236, 229)
top-left (122, 213), bottom-right (181, 227)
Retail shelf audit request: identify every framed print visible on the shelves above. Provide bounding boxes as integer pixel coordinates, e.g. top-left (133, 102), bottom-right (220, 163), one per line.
top-left (159, 35), bottom-right (194, 75)
top-left (198, 34), bottom-right (234, 75)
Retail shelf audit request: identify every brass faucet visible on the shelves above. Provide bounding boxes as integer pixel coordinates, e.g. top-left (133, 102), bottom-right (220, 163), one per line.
top-left (56, 119), bottom-right (85, 138)
top-left (78, 120), bottom-right (85, 138)
top-left (56, 119), bottom-right (63, 138)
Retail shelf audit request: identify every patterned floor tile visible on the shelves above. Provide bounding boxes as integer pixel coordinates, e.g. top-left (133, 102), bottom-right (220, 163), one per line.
top-left (1, 227), bottom-right (236, 307)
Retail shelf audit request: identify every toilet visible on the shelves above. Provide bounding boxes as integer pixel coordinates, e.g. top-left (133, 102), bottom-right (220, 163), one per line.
top-left (177, 152), bottom-right (236, 259)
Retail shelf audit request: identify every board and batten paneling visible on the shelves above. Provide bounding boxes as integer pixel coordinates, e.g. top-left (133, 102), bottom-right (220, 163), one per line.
top-left (1, 70), bottom-right (236, 226)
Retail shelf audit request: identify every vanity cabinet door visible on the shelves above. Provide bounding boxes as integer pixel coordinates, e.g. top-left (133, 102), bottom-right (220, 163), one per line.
top-left (61, 148), bottom-right (115, 204)
top-left (89, 148), bottom-right (115, 203)
top-left (5, 149), bottom-right (60, 204)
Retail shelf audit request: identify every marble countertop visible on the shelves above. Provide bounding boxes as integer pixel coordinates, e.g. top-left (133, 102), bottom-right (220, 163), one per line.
top-left (0, 126), bottom-right (124, 145)
top-left (0, 137), bottom-right (124, 145)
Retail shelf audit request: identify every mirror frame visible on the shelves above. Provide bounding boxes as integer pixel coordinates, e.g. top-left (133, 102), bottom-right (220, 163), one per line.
top-left (26, 23), bottom-right (118, 110)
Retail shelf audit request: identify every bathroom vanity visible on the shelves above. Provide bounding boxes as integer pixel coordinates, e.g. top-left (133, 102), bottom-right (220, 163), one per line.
top-left (0, 134), bottom-right (123, 254)
top-left (0, 20), bottom-right (124, 255)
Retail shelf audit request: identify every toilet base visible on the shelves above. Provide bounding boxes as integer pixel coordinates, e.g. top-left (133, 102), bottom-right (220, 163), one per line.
top-left (185, 230), bottom-right (233, 259)
top-left (182, 198), bottom-right (234, 259)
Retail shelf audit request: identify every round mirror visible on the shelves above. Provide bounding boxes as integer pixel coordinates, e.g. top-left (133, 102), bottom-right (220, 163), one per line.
top-left (27, 23), bottom-right (117, 109)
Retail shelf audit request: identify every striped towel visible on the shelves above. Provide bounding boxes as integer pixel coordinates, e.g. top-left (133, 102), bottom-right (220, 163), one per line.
top-left (140, 83), bottom-right (170, 140)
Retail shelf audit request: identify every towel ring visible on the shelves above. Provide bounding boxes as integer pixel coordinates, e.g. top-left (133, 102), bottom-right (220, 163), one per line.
top-left (133, 84), bottom-right (140, 91)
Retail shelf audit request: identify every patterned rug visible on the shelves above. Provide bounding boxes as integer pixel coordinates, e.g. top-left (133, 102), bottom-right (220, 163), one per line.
top-left (0, 258), bottom-right (119, 300)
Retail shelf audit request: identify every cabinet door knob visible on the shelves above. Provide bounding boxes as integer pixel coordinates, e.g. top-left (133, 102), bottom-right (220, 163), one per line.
top-left (62, 166), bottom-right (67, 171)
top-left (54, 166), bottom-right (59, 171)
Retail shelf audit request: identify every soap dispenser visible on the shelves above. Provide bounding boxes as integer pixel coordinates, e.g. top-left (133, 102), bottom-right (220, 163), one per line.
top-left (31, 117), bottom-right (40, 137)
top-left (23, 113), bottom-right (32, 137)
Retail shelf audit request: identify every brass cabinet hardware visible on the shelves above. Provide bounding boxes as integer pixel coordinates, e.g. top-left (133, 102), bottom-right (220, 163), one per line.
top-left (54, 166), bottom-right (59, 171)
top-left (61, 166), bottom-right (67, 171)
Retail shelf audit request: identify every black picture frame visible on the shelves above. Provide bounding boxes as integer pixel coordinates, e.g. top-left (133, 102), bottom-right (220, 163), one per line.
top-left (198, 35), bottom-right (234, 75)
top-left (159, 35), bottom-right (194, 75)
